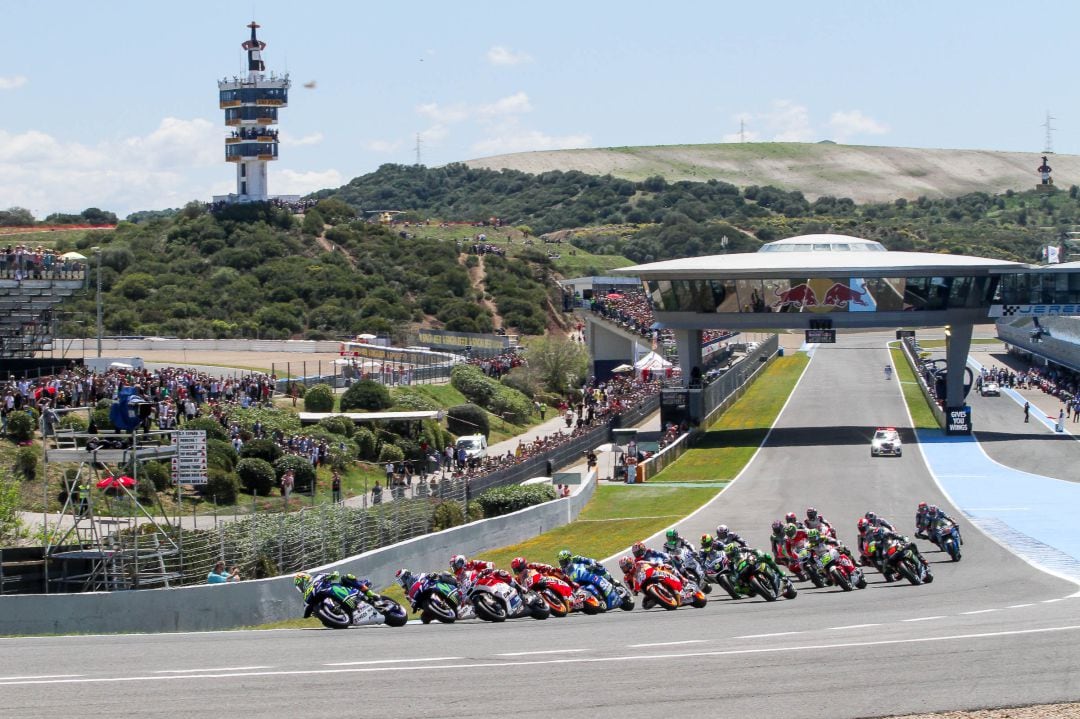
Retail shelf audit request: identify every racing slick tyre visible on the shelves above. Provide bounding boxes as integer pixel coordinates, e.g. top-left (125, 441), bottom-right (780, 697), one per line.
top-left (314, 599), bottom-right (352, 629)
top-left (646, 583), bottom-right (680, 610)
top-left (580, 595), bottom-right (603, 615)
top-left (897, 561), bottom-right (921, 586)
top-left (830, 568), bottom-right (852, 592)
top-left (781, 580), bottom-right (798, 600)
top-left (425, 594), bottom-right (458, 624)
top-left (540, 589), bottom-right (569, 617)
top-left (527, 596), bottom-right (551, 620)
top-left (473, 593), bottom-right (508, 622)
top-left (691, 591), bottom-right (708, 609)
top-left (616, 586), bottom-right (635, 611)
top-left (855, 575), bottom-right (867, 590)
top-left (751, 575), bottom-right (778, 602)
top-left (717, 574), bottom-right (742, 600)
top-left (374, 596), bottom-right (408, 627)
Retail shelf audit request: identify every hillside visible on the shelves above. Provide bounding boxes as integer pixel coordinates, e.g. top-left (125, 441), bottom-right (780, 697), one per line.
top-left (463, 142), bottom-right (1079, 204)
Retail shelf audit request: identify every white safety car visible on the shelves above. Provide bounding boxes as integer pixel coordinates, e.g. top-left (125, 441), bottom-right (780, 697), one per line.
top-left (870, 427), bottom-right (902, 457)
top-left (980, 381), bottom-right (1000, 397)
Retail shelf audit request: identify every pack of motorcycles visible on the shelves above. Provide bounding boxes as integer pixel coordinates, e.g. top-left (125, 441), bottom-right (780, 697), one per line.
top-left (304, 519), bottom-right (961, 629)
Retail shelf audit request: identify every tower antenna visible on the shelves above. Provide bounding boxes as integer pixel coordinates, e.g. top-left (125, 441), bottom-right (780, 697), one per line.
top-left (1043, 110), bottom-right (1056, 154)
top-left (415, 132), bottom-right (423, 166)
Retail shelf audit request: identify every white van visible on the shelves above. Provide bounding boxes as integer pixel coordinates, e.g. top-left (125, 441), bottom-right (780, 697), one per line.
top-left (456, 434), bottom-right (488, 460)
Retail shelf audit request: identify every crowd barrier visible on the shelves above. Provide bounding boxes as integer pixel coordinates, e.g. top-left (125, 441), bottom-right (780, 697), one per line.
top-left (0, 472), bottom-right (597, 635)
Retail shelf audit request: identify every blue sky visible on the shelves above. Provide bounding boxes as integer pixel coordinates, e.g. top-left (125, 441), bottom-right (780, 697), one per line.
top-left (1, 1), bottom-right (1077, 217)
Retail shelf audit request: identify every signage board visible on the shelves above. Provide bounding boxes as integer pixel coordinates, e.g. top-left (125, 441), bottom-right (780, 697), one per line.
top-left (414, 328), bottom-right (511, 352)
top-left (805, 329), bottom-right (836, 344)
top-left (171, 430), bottom-right (208, 485)
top-left (895, 330), bottom-right (916, 339)
top-left (611, 428), bottom-right (639, 446)
top-left (946, 406), bottom-right (972, 435)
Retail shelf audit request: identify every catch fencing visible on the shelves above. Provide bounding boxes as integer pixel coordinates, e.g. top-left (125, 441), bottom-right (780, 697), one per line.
top-left (160, 480), bottom-right (468, 586)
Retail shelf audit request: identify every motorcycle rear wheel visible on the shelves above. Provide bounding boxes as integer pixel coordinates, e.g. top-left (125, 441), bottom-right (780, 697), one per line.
top-left (373, 596), bottom-right (408, 627)
top-left (830, 568), bottom-right (852, 592)
top-left (806, 566), bottom-right (826, 589)
top-left (425, 593), bottom-right (458, 624)
top-left (315, 599), bottom-right (352, 629)
top-left (540, 589), bottom-right (569, 617)
top-left (646, 583), bottom-right (680, 610)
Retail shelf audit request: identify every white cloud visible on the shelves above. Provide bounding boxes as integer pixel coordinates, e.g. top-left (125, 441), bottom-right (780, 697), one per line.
top-left (486, 46), bottom-right (532, 66)
top-left (281, 131), bottom-right (324, 147)
top-left (0, 75), bottom-right (27, 90)
top-left (479, 91), bottom-right (532, 117)
top-left (276, 168), bottom-right (343, 195)
top-left (418, 92), bottom-right (532, 125)
top-left (421, 125), bottom-right (450, 144)
top-left (827, 110), bottom-right (889, 142)
top-left (364, 139), bottom-right (404, 153)
top-left (762, 100), bottom-right (814, 142)
top-left (416, 101), bottom-right (471, 124)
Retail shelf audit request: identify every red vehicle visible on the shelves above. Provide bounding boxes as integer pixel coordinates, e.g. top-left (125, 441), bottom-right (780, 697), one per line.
top-left (632, 562), bottom-right (707, 610)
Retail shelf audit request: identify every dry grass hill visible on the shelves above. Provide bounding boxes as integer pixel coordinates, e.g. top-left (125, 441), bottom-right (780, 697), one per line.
top-left (464, 142), bottom-right (1080, 203)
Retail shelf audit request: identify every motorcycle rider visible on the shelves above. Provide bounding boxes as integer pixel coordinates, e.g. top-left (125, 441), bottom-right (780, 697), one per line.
top-left (866, 526), bottom-right (931, 581)
top-left (925, 505), bottom-right (960, 548)
top-left (510, 556), bottom-right (569, 584)
top-left (715, 524), bottom-right (748, 548)
top-left (804, 507), bottom-right (834, 536)
top-left (781, 522), bottom-right (812, 578)
top-left (663, 528), bottom-right (695, 555)
top-left (784, 511), bottom-right (803, 529)
top-left (631, 540), bottom-right (672, 565)
top-left (768, 520), bottom-right (788, 562)
top-left (294, 571), bottom-right (378, 619)
top-left (450, 554), bottom-right (494, 586)
top-left (864, 511), bottom-right (895, 531)
top-left (558, 549), bottom-right (621, 609)
top-left (806, 528), bottom-right (855, 561)
top-left (724, 542), bottom-right (783, 594)
top-left (914, 501), bottom-right (931, 539)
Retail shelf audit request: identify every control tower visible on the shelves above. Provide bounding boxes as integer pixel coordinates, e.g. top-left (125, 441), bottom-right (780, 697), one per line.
top-left (215, 22), bottom-right (291, 203)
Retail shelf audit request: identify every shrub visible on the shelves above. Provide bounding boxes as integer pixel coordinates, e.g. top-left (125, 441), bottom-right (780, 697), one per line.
top-left (354, 427), bottom-right (377, 460)
top-left (474, 484), bottom-right (556, 518)
top-left (317, 415), bottom-right (354, 438)
top-left (202, 468), bottom-right (239, 504)
top-left (207, 438), bottom-right (239, 472)
top-left (377, 443), bottom-right (404, 462)
top-left (303, 384), bottom-right (335, 412)
top-left (446, 404), bottom-right (489, 438)
top-left (500, 368), bottom-right (538, 399)
top-left (182, 417), bottom-right (228, 442)
top-left (392, 389), bottom-right (439, 411)
top-left (13, 446), bottom-right (38, 481)
top-left (489, 385), bottom-right (534, 424)
top-left (139, 461), bottom-right (172, 492)
top-left (6, 411), bottom-right (35, 442)
top-left (226, 406), bottom-right (301, 436)
top-left (340, 379), bottom-right (393, 412)
top-left (239, 438), bottom-right (283, 464)
top-left (91, 407), bottom-right (113, 431)
top-left (57, 414), bottom-right (89, 432)
top-left (236, 458), bottom-right (276, 496)
top-left (431, 500), bottom-right (465, 531)
top-left (273, 454), bottom-right (316, 493)
top-left (450, 364), bottom-right (496, 406)
top-left (466, 500), bottom-right (484, 522)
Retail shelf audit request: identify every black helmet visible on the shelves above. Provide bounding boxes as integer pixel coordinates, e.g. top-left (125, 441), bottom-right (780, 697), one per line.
top-left (806, 507), bottom-right (818, 520)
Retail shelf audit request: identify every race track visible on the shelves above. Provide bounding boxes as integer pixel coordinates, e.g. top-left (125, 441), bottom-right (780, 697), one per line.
top-left (4, 334), bottom-right (1079, 718)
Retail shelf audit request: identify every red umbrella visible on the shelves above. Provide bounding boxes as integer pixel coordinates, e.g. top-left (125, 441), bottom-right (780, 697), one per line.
top-left (33, 387), bottom-right (57, 399)
top-left (96, 475), bottom-right (136, 490)
top-left (605, 292), bottom-right (624, 300)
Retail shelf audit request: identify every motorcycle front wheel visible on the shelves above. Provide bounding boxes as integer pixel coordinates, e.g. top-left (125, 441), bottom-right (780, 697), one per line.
top-left (425, 593), bottom-right (458, 624)
top-left (897, 560), bottom-right (921, 586)
top-left (473, 593), bottom-right (508, 622)
top-left (314, 599), bottom-right (352, 629)
top-left (751, 575), bottom-right (778, 602)
top-left (540, 589), bottom-right (569, 617)
top-left (830, 568), bottom-right (852, 592)
top-left (646, 583), bottom-right (680, 610)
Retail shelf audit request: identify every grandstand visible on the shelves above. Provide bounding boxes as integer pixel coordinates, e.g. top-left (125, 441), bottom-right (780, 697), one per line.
top-left (0, 272), bottom-right (86, 361)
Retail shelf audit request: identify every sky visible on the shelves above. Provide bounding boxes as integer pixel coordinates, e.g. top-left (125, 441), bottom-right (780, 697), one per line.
top-left (2, 1), bottom-right (1079, 218)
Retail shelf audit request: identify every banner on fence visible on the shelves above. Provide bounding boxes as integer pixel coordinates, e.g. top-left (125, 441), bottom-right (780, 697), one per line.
top-left (553, 472), bottom-right (582, 485)
top-left (414, 328), bottom-right (511, 352)
top-left (171, 430), bottom-right (208, 485)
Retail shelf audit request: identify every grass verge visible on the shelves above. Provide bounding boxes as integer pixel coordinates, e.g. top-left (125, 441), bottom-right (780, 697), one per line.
top-left (649, 354), bottom-right (810, 482)
top-left (889, 343), bottom-right (940, 430)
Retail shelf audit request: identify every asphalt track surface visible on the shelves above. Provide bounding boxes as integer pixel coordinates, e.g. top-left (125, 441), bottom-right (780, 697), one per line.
top-left (4, 333), bottom-right (1079, 718)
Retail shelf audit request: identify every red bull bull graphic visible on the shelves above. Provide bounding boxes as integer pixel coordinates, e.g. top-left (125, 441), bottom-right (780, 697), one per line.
top-left (822, 282), bottom-right (869, 308)
top-left (772, 283), bottom-right (817, 310)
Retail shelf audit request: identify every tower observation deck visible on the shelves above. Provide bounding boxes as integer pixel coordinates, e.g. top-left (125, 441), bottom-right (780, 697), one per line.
top-left (214, 22), bottom-right (294, 204)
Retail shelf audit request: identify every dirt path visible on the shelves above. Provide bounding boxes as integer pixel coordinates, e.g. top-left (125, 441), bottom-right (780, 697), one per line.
top-left (464, 254), bottom-right (504, 328)
top-left (315, 233), bottom-right (356, 269)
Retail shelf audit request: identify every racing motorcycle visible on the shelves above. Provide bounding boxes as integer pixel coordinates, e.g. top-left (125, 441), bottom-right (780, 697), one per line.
top-left (733, 554), bottom-right (798, 602)
top-left (522, 570), bottom-right (601, 616)
top-left (677, 547), bottom-right (711, 594)
top-left (636, 563), bottom-right (707, 610)
top-left (308, 584), bottom-right (408, 630)
top-left (815, 546), bottom-right (867, 591)
top-left (932, 517), bottom-right (963, 562)
top-left (404, 573), bottom-right (464, 624)
top-left (792, 542), bottom-right (826, 588)
top-left (881, 537), bottom-right (934, 585)
top-left (703, 553), bottom-right (743, 600)
top-left (465, 571), bottom-right (549, 622)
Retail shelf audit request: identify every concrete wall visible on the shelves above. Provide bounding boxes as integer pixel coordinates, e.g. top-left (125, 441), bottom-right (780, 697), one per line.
top-left (0, 472), bottom-right (597, 636)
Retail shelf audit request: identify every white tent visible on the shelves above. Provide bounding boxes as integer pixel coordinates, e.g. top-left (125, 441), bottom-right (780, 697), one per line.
top-left (633, 351), bottom-right (672, 372)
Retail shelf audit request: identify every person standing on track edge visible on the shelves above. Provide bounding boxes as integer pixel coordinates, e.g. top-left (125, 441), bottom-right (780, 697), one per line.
top-left (1023, 401), bottom-right (1030, 423)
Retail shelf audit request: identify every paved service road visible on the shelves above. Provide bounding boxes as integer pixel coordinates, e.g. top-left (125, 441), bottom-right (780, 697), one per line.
top-left (4, 334), bottom-right (1079, 718)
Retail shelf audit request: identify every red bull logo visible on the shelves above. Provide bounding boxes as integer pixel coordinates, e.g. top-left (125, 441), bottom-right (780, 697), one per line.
top-left (773, 283), bottom-right (817, 309)
top-left (822, 282), bottom-right (868, 308)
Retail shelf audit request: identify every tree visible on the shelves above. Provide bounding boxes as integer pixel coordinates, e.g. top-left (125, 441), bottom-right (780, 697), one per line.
top-left (447, 403), bottom-right (489, 438)
top-left (0, 207), bottom-right (34, 226)
top-left (303, 384), bottom-right (335, 412)
top-left (236, 458), bottom-right (276, 496)
top-left (340, 379), bottom-right (393, 411)
top-left (302, 209), bottom-right (326, 236)
top-left (524, 336), bottom-right (590, 394)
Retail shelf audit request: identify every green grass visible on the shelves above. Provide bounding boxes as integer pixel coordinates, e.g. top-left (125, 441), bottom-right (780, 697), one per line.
top-left (649, 354), bottom-right (810, 483)
top-left (915, 338), bottom-right (998, 349)
top-left (889, 343), bottom-right (940, 430)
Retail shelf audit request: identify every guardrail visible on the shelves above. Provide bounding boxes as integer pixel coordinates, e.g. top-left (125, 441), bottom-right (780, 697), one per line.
top-left (0, 472), bottom-right (598, 635)
top-left (898, 336), bottom-right (946, 429)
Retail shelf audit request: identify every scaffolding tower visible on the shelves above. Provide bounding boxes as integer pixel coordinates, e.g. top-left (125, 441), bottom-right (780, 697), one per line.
top-left (42, 416), bottom-right (180, 593)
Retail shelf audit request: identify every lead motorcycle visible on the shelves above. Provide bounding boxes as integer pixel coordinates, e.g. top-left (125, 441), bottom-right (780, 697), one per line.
top-left (522, 569), bottom-right (601, 616)
top-left (303, 583), bottom-right (408, 629)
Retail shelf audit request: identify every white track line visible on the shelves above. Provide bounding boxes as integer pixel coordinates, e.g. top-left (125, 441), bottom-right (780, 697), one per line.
top-left (827, 623), bottom-right (881, 631)
top-left (324, 656), bottom-right (461, 666)
top-left (961, 609), bottom-right (999, 615)
top-left (601, 353), bottom-right (814, 564)
top-left (2, 625), bottom-right (1077, 686)
top-left (154, 666), bottom-right (270, 673)
top-left (902, 616), bottom-right (944, 623)
top-left (734, 631), bottom-right (801, 639)
top-left (628, 639), bottom-right (705, 648)
top-left (0, 674), bottom-right (82, 681)
top-left (1007, 603), bottom-right (1035, 609)
top-left (496, 649), bottom-right (588, 657)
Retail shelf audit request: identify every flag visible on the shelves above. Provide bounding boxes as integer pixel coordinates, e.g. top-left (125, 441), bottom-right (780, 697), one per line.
top-left (1048, 245), bottom-right (1061, 264)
